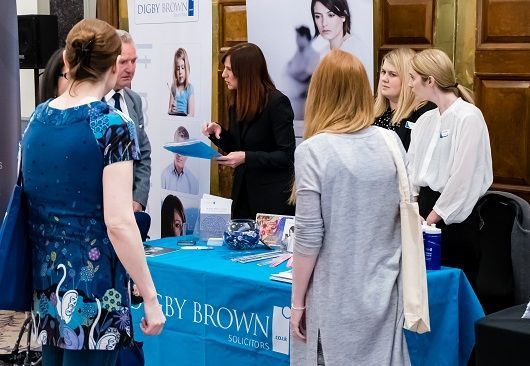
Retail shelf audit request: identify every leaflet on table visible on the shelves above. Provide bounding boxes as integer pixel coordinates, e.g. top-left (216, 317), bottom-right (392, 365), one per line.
top-left (269, 269), bottom-right (292, 284)
top-left (163, 139), bottom-right (222, 160)
top-left (230, 250), bottom-right (283, 263)
top-left (144, 245), bottom-right (177, 257)
top-left (206, 237), bottom-right (224, 246)
top-left (269, 253), bottom-right (292, 267)
top-left (199, 194), bottom-right (232, 241)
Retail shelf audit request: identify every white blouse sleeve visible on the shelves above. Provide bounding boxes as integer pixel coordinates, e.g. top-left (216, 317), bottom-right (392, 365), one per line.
top-left (293, 142), bottom-right (324, 256)
top-left (433, 111), bottom-right (493, 224)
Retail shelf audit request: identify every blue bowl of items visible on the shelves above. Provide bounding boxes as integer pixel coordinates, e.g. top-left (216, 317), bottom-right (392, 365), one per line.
top-left (223, 219), bottom-right (261, 250)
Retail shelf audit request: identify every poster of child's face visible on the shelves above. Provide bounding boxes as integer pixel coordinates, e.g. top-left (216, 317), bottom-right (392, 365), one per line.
top-left (160, 43), bottom-right (200, 119)
top-left (160, 193), bottom-right (186, 237)
top-left (160, 190), bottom-right (200, 237)
top-left (247, 0), bottom-right (373, 122)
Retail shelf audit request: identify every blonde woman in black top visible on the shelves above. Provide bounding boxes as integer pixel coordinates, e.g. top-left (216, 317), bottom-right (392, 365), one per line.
top-left (373, 48), bottom-right (435, 150)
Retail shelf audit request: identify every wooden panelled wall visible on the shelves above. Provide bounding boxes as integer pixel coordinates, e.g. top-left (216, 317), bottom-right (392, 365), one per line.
top-left (96, 0), bottom-right (129, 30)
top-left (475, 0), bottom-right (530, 201)
top-left (101, 1), bottom-right (530, 202)
top-left (374, 0), bottom-right (477, 92)
top-left (212, 0), bottom-right (247, 198)
top-left (96, 0), bottom-right (119, 28)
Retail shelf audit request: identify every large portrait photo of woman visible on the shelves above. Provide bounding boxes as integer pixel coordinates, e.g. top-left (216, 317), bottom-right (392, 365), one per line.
top-left (247, 0), bottom-right (373, 121)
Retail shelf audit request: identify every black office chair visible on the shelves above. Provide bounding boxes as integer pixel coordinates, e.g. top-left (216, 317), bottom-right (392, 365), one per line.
top-left (474, 191), bottom-right (530, 314)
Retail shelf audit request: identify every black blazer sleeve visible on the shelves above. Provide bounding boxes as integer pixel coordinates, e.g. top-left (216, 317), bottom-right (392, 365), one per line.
top-left (245, 93), bottom-right (295, 170)
top-left (208, 112), bottom-right (237, 153)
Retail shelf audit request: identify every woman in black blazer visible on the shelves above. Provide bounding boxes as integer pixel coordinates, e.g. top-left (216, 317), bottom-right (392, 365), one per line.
top-left (203, 43), bottom-right (296, 219)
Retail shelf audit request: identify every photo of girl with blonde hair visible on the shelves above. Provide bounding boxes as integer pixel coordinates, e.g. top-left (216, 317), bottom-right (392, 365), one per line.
top-left (168, 47), bottom-right (195, 117)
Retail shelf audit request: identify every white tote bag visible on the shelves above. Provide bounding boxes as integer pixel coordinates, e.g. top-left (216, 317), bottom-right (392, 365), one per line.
top-left (379, 129), bottom-right (431, 333)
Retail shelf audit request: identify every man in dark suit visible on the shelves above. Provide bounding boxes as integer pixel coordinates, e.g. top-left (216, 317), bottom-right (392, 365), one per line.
top-left (104, 30), bottom-right (151, 216)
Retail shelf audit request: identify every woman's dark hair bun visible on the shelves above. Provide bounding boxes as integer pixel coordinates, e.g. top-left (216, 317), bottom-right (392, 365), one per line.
top-left (72, 37), bottom-right (95, 65)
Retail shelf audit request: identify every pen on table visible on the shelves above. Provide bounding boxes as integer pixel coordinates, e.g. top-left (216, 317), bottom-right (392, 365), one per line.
top-left (180, 246), bottom-right (213, 250)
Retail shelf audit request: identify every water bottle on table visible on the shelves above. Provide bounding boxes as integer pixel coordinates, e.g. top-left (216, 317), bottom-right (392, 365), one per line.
top-left (422, 222), bottom-right (441, 270)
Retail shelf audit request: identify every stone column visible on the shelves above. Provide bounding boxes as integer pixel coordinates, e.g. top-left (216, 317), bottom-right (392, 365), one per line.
top-left (50, 0), bottom-right (84, 46)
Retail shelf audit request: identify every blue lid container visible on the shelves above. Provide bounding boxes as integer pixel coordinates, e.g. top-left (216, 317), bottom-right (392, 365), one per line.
top-left (423, 223), bottom-right (441, 270)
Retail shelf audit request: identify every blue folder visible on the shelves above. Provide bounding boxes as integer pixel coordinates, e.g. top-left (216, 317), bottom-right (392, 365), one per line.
top-left (163, 139), bottom-right (222, 159)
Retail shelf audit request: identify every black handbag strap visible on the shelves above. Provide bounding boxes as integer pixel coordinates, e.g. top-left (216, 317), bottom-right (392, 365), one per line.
top-left (17, 148), bottom-right (23, 187)
top-left (9, 315), bottom-right (41, 366)
top-left (11, 316), bottom-right (31, 356)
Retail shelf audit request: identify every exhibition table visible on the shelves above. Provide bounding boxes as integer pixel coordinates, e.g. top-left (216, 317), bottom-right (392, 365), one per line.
top-left (132, 237), bottom-right (484, 366)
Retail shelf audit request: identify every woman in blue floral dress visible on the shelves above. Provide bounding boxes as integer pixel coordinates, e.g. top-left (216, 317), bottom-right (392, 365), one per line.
top-left (22, 19), bottom-right (165, 366)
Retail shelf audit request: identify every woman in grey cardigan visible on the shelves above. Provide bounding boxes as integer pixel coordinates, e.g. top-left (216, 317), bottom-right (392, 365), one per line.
top-left (290, 50), bottom-right (410, 365)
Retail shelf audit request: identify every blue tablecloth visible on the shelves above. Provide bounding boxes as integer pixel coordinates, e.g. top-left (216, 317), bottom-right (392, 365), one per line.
top-left (132, 237), bottom-right (484, 366)
top-left (405, 267), bottom-right (485, 366)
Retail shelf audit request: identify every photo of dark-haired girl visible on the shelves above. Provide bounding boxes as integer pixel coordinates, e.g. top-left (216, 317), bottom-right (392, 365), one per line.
top-left (161, 194), bottom-right (186, 237)
top-left (247, 0), bottom-right (373, 125)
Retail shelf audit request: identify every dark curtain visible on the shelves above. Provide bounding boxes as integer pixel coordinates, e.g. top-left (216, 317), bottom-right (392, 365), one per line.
top-left (96, 0), bottom-right (120, 28)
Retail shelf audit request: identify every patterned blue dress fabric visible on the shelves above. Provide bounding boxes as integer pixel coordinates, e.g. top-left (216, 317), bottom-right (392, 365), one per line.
top-left (22, 100), bottom-right (140, 351)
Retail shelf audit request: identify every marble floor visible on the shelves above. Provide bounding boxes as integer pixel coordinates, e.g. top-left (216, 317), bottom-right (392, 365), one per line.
top-left (0, 311), bottom-right (43, 365)
top-left (0, 311), bottom-right (28, 355)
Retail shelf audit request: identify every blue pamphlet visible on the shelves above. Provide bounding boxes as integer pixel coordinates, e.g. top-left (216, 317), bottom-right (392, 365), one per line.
top-left (163, 139), bottom-right (222, 159)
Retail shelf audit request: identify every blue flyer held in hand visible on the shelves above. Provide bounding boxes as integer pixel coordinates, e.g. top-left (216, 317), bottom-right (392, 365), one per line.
top-left (163, 139), bottom-right (222, 159)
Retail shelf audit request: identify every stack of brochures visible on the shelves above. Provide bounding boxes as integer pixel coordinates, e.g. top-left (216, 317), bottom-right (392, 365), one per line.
top-left (199, 194), bottom-right (232, 241)
top-left (269, 270), bottom-right (292, 284)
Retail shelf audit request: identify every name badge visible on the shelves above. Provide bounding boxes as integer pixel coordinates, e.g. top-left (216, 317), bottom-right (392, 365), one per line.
top-left (440, 129), bottom-right (450, 138)
top-left (405, 121), bottom-right (415, 129)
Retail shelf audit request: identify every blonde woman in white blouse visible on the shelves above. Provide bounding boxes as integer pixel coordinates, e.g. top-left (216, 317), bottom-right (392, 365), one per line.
top-left (407, 48), bottom-right (493, 284)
